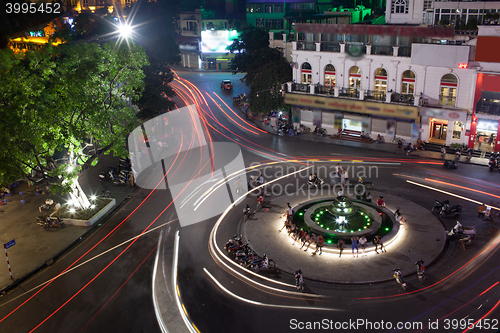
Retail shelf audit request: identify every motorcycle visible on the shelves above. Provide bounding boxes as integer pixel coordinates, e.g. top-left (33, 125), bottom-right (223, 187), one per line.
top-left (393, 268), bottom-right (407, 290)
top-left (243, 205), bottom-right (251, 222)
top-left (313, 127), bottom-right (327, 137)
top-left (224, 235), bottom-right (242, 252)
top-left (447, 221), bottom-right (476, 243)
top-left (251, 254), bottom-right (275, 270)
top-left (309, 177), bottom-right (326, 189)
top-left (415, 260), bottom-right (425, 283)
top-left (443, 160), bottom-right (458, 169)
top-left (431, 200), bottom-right (448, 213)
top-left (466, 149), bottom-right (472, 162)
top-left (43, 216), bottom-right (65, 231)
top-left (439, 202), bottom-right (462, 218)
top-left (295, 269), bottom-right (304, 292)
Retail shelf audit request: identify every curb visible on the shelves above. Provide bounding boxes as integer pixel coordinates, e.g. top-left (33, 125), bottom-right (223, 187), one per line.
top-left (0, 187), bottom-right (139, 295)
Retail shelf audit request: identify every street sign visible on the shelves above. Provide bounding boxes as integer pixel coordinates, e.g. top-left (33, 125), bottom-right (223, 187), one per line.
top-left (4, 239), bottom-right (15, 249)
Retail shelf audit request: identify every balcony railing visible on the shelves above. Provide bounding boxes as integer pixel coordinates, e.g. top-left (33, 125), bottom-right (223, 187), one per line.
top-left (391, 92), bottom-right (414, 105)
top-left (371, 45), bottom-right (393, 56)
top-left (297, 41), bottom-right (316, 51)
top-left (365, 90), bottom-right (386, 101)
top-left (316, 85), bottom-right (335, 95)
top-left (439, 95), bottom-right (456, 107)
top-left (293, 83), bottom-right (310, 92)
top-left (339, 87), bottom-right (359, 98)
top-left (320, 42), bottom-right (341, 52)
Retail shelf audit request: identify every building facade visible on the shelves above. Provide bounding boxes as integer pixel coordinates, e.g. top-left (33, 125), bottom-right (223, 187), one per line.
top-left (284, 23), bottom-right (478, 146)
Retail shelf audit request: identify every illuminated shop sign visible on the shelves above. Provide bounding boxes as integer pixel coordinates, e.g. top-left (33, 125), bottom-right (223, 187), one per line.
top-left (200, 30), bottom-right (240, 53)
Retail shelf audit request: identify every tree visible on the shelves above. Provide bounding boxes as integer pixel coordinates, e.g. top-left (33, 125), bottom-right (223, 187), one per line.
top-left (228, 26), bottom-right (292, 113)
top-left (0, 41), bottom-right (148, 208)
top-left (136, 63), bottom-right (177, 120)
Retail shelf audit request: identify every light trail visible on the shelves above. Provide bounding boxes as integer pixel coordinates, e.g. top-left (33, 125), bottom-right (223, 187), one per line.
top-left (407, 180), bottom-right (500, 210)
top-left (424, 178), bottom-right (500, 199)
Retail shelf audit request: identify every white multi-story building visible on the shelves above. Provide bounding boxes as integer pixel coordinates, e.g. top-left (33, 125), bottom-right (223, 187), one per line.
top-left (284, 23), bottom-right (478, 146)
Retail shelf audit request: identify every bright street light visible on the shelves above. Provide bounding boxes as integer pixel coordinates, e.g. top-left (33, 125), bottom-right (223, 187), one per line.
top-left (118, 24), bottom-right (132, 38)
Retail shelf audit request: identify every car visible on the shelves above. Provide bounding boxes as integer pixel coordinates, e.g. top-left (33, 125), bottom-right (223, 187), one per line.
top-left (220, 80), bottom-right (233, 90)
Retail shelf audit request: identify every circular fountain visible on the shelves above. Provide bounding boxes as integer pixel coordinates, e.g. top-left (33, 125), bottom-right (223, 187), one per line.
top-left (300, 196), bottom-right (384, 239)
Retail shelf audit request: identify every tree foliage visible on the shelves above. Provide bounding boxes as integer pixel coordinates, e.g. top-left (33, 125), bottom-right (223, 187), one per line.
top-left (0, 41), bottom-right (148, 191)
top-left (136, 63), bottom-right (176, 121)
top-left (228, 26), bottom-right (292, 113)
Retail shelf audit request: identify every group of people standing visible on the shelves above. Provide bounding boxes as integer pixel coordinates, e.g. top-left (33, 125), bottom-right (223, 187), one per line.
top-left (329, 163), bottom-right (349, 186)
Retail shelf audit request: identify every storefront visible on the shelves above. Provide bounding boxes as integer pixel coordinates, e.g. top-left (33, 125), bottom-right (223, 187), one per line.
top-left (420, 107), bottom-right (468, 146)
top-left (474, 117), bottom-right (500, 152)
top-left (287, 93), bottom-right (419, 140)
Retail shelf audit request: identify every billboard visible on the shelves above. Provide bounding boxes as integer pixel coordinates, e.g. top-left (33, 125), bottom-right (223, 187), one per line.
top-left (200, 30), bottom-right (240, 53)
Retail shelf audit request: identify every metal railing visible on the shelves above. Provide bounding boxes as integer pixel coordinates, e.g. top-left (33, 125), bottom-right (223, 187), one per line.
top-left (391, 93), bottom-right (414, 105)
top-left (320, 42), bottom-right (341, 53)
top-left (292, 83), bottom-right (310, 92)
top-left (365, 90), bottom-right (386, 101)
top-left (315, 84), bottom-right (335, 95)
top-left (296, 41), bottom-right (316, 51)
top-left (370, 45), bottom-right (393, 56)
top-left (397, 46), bottom-right (411, 57)
top-left (339, 87), bottom-right (359, 98)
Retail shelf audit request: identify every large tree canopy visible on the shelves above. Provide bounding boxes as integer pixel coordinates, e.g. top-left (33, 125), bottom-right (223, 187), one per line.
top-left (0, 41), bottom-right (148, 192)
top-left (228, 26), bottom-right (292, 113)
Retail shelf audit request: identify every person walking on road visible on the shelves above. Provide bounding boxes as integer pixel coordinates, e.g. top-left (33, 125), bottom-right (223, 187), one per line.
top-left (478, 203), bottom-right (487, 221)
top-left (337, 239), bottom-right (345, 257)
top-left (374, 235), bottom-right (386, 254)
top-left (351, 236), bottom-right (359, 258)
top-left (359, 236), bottom-right (367, 256)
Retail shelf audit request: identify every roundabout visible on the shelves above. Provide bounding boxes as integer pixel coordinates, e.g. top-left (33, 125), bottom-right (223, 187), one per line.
top-left (232, 190), bottom-right (447, 284)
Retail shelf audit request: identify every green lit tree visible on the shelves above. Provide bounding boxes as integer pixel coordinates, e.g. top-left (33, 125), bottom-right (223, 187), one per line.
top-left (0, 41), bottom-right (148, 208)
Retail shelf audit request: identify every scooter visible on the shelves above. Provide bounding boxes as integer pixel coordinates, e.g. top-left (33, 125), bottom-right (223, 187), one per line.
top-left (393, 268), bottom-right (407, 290)
top-left (243, 205), bottom-right (251, 222)
top-left (489, 158), bottom-right (496, 172)
top-left (43, 217), bottom-right (65, 231)
top-left (432, 200), bottom-right (449, 213)
top-left (295, 269), bottom-right (304, 292)
top-left (443, 160), bottom-right (458, 169)
top-left (415, 260), bottom-right (425, 283)
top-left (224, 235), bottom-right (242, 252)
top-left (447, 221), bottom-right (476, 241)
top-left (439, 202), bottom-right (462, 218)
top-left (466, 149), bottom-right (472, 162)
top-left (309, 177), bottom-right (326, 189)
top-left (251, 254), bottom-right (275, 270)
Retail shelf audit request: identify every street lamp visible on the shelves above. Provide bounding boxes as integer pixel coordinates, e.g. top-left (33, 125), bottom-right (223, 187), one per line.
top-left (118, 23), bottom-right (132, 38)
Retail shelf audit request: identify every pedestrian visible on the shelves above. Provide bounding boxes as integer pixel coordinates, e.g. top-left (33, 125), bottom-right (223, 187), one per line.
top-left (344, 169), bottom-right (349, 184)
top-left (312, 235), bottom-right (324, 255)
top-left (377, 196), bottom-right (385, 207)
top-left (53, 202), bottom-right (61, 212)
top-left (335, 163), bottom-right (343, 177)
top-left (441, 146), bottom-right (446, 159)
top-left (304, 233), bottom-right (317, 251)
top-left (294, 228), bottom-right (306, 245)
top-left (478, 136), bottom-right (483, 150)
top-left (351, 236), bottom-right (359, 258)
top-left (340, 170), bottom-right (346, 186)
top-left (374, 235), bottom-right (386, 254)
top-left (478, 203), bottom-right (487, 221)
top-left (337, 238), bottom-right (345, 257)
top-left (359, 236), bottom-right (367, 256)
top-left (300, 233), bottom-right (311, 249)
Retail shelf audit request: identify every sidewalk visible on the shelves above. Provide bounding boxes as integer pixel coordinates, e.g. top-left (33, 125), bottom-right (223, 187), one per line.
top-left (244, 111), bottom-right (489, 167)
top-left (0, 154), bottom-right (137, 292)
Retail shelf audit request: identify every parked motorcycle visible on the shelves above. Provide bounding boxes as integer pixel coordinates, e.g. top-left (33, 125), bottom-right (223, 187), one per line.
top-left (225, 235), bottom-right (243, 253)
top-left (466, 149), bottom-right (472, 162)
top-left (432, 200), bottom-right (462, 218)
top-left (415, 260), bottom-right (425, 283)
top-left (43, 216), bottom-right (65, 231)
top-left (447, 221), bottom-right (476, 243)
top-left (251, 254), bottom-right (275, 270)
top-left (393, 268), bottom-right (407, 290)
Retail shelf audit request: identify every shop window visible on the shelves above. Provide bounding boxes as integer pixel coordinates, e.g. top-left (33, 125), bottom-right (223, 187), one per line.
top-left (349, 66), bottom-right (361, 90)
top-left (324, 64), bottom-right (336, 90)
top-left (401, 70), bottom-right (415, 95)
top-left (452, 121), bottom-right (463, 140)
top-left (374, 68), bottom-right (387, 93)
top-left (301, 62), bottom-right (312, 84)
top-left (440, 74), bottom-right (457, 106)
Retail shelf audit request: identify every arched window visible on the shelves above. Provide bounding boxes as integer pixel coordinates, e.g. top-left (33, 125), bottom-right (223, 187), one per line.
top-left (401, 70), bottom-right (415, 95)
top-left (324, 64), bottom-right (336, 89)
top-left (440, 74), bottom-right (457, 106)
top-left (374, 68), bottom-right (387, 93)
top-left (301, 62), bottom-right (312, 84)
top-left (392, 0), bottom-right (408, 13)
top-left (349, 66), bottom-right (361, 90)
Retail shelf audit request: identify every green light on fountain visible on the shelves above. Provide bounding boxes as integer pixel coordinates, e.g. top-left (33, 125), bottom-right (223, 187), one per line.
top-left (327, 240), bottom-right (332, 244)
top-left (321, 224), bottom-right (324, 227)
top-left (385, 228), bottom-right (389, 231)
top-left (326, 227), bottom-right (330, 230)
top-left (299, 212), bottom-right (303, 216)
